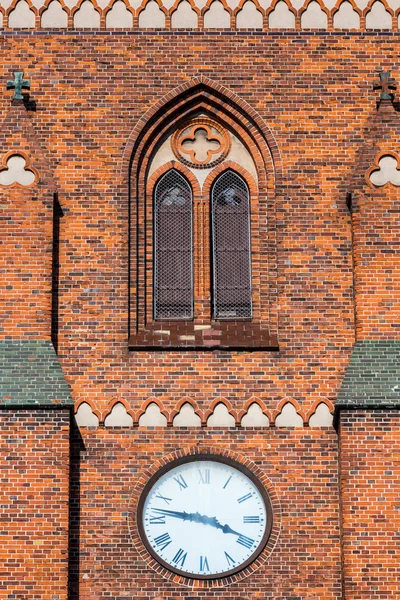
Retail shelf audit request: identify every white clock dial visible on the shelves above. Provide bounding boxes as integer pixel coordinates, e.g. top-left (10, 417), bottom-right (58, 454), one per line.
top-left (138, 457), bottom-right (272, 579)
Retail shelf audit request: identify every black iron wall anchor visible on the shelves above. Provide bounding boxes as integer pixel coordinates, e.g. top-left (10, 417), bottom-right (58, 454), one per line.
top-left (373, 70), bottom-right (396, 101)
top-left (6, 71), bottom-right (30, 101)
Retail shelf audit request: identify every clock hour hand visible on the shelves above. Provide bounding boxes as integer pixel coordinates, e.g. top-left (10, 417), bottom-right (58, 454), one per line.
top-left (152, 508), bottom-right (242, 536)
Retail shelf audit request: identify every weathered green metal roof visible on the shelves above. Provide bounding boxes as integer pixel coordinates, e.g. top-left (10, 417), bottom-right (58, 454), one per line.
top-left (337, 340), bottom-right (400, 408)
top-left (0, 340), bottom-right (72, 407)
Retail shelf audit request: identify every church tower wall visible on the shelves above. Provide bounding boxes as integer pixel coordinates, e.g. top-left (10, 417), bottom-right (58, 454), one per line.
top-left (0, 24), bottom-right (399, 600)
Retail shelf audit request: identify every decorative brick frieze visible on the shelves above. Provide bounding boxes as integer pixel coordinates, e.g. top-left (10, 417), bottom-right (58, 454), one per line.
top-left (0, 0), bottom-right (399, 31)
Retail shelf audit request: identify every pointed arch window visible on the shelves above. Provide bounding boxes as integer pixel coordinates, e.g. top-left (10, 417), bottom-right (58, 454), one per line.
top-left (129, 101), bottom-right (279, 351)
top-left (154, 169), bottom-right (193, 320)
top-left (211, 170), bottom-right (252, 319)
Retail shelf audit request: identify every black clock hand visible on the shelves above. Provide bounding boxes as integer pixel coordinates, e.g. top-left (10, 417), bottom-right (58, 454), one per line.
top-left (152, 508), bottom-right (190, 520)
top-left (152, 508), bottom-right (242, 536)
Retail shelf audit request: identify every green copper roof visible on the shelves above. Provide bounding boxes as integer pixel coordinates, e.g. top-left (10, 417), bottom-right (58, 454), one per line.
top-left (337, 340), bottom-right (400, 407)
top-left (0, 340), bottom-right (72, 406)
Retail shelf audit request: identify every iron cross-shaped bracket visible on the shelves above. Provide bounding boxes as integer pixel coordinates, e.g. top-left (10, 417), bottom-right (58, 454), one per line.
top-left (7, 71), bottom-right (30, 101)
top-left (373, 70), bottom-right (396, 101)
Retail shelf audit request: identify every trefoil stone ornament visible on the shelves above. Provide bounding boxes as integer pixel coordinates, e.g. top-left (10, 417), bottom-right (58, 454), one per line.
top-left (373, 70), bottom-right (396, 101)
top-left (7, 71), bottom-right (30, 101)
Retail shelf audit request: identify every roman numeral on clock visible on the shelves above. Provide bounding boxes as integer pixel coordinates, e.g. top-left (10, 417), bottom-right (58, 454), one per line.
top-left (237, 492), bottom-right (252, 503)
top-left (155, 493), bottom-right (172, 505)
top-left (198, 469), bottom-right (210, 484)
top-left (154, 532), bottom-right (172, 551)
top-left (237, 534), bottom-right (255, 549)
top-left (224, 551), bottom-right (235, 566)
top-left (199, 555), bottom-right (210, 572)
top-left (149, 515), bottom-right (166, 525)
top-left (223, 475), bottom-right (232, 489)
top-left (173, 474), bottom-right (188, 490)
top-left (172, 548), bottom-right (187, 567)
top-left (243, 516), bottom-right (260, 523)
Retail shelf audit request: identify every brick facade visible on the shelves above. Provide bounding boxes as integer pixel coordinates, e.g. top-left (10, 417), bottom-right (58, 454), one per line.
top-left (0, 409), bottom-right (70, 600)
top-left (71, 428), bottom-right (340, 598)
top-left (0, 27), bottom-right (399, 600)
top-left (339, 410), bottom-right (400, 599)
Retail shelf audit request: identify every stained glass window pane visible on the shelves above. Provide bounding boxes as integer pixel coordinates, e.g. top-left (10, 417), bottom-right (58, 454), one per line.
top-left (154, 170), bottom-right (193, 320)
top-left (211, 170), bottom-right (252, 319)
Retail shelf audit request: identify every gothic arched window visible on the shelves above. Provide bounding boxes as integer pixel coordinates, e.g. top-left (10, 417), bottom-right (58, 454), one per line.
top-left (154, 169), bottom-right (193, 320)
top-left (211, 170), bottom-right (252, 319)
top-left (129, 97), bottom-right (278, 351)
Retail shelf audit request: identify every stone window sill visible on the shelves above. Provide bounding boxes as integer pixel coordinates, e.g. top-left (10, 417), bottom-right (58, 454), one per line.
top-left (128, 322), bottom-right (278, 351)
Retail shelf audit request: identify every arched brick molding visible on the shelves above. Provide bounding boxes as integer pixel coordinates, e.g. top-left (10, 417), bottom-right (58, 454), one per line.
top-left (125, 76), bottom-right (281, 347)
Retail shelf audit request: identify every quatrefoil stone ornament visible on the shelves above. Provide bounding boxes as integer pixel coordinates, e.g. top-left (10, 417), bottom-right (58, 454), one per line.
top-left (172, 118), bottom-right (231, 169)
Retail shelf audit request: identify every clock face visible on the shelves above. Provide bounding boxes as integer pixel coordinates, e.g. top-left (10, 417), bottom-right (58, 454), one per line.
top-left (137, 456), bottom-right (272, 579)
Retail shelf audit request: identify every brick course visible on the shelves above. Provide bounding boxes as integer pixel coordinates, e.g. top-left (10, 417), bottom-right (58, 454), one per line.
top-left (70, 427), bottom-right (340, 598)
top-left (339, 410), bottom-right (400, 599)
top-left (0, 28), bottom-right (399, 600)
top-left (0, 409), bottom-right (70, 600)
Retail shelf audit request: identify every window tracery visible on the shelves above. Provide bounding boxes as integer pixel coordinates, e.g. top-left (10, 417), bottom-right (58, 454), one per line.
top-left (128, 83), bottom-right (278, 351)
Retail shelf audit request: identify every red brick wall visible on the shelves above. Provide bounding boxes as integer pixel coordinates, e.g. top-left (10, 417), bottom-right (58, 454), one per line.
top-left (0, 101), bottom-right (54, 341)
top-left (0, 409), bottom-right (70, 600)
top-left (70, 427), bottom-right (340, 599)
top-left (339, 410), bottom-right (400, 600)
top-left (350, 101), bottom-right (400, 341)
top-left (0, 32), bottom-right (367, 414)
top-left (0, 184), bottom-right (53, 340)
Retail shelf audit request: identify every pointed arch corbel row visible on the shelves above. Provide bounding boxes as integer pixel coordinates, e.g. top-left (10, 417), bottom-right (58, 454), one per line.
top-left (237, 396), bottom-right (272, 424)
top-left (125, 76), bottom-right (281, 340)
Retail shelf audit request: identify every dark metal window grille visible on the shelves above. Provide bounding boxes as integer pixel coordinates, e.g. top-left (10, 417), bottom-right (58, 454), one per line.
top-left (211, 170), bottom-right (252, 319)
top-left (154, 169), bottom-right (193, 320)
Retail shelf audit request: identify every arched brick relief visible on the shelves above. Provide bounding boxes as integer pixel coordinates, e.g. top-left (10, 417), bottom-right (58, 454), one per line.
top-left (202, 0), bottom-right (231, 27)
top-left (0, 151), bottom-right (38, 187)
top-left (239, 398), bottom-right (271, 427)
top-left (105, 0), bottom-right (133, 26)
top-left (235, 0), bottom-right (264, 28)
top-left (136, 398), bottom-right (169, 426)
top-left (147, 160), bottom-right (201, 198)
top-left (172, 400), bottom-right (202, 426)
top-left (138, 0), bottom-right (167, 26)
top-left (364, 0), bottom-right (393, 28)
top-left (72, 0), bottom-right (101, 27)
top-left (266, 0), bottom-right (296, 28)
top-left (101, 398), bottom-right (134, 423)
top-left (122, 76), bottom-right (281, 185)
top-left (170, 0), bottom-right (199, 26)
top-left (332, 0), bottom-right (360, 28)
top-left (307, 399), bottom-right (334, 427)
top-left (74, 399), bottom-right (101, 427)
top-left (0, 7), bottom-right (5, 25)
top-left (103, 399), bottom-right (135, 427)
top-left (300, 0), bottom-right (329, 28)
top-left (125, 77), bottom-right (281, 340)
top-left (40, 0), bottom-right (69, 27)
top-left (205, 398), bottom-right (237, 427)
top-left (273, 398), bottom-right (305, 427)
top-left (8, 0), bottom-right (36, 27)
